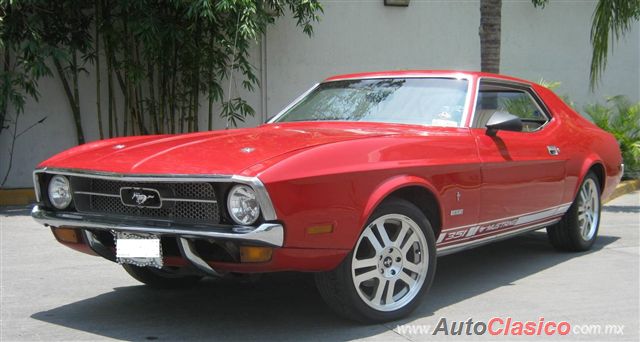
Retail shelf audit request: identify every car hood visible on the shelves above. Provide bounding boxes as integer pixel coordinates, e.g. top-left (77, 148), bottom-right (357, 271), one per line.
top-left (39, 123), bottom-right (399, 176)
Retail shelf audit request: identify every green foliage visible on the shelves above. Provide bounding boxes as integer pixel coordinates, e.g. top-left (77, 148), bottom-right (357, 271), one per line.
top-left (221, 97), bottom-right (255, 128)
top-left (585, 96), bottom-right (640, 178)
top-left (500, 95), bottom-right (539, 120)
top-left (1, 0), bottom-right (323, 141)
top-left (537, 78), bottom-right (575, 108)
top-left (589, 0), bottom-right (640, 88)
top-left (537, 78), bottom-right (561, 90)
top-left (501, 78), bottom-right (571, 120)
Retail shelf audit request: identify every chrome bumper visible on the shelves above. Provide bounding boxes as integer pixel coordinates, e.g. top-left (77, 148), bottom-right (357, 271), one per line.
top-left (31, 205), bottom-right (284, 247)
top-left (32, 205), bottom-right (284, 277)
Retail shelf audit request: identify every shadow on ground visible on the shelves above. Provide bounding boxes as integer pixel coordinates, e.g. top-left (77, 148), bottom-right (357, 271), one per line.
top-left (0, 205), bottom-right (32, 217)
top-left (602, 205), bottom-right (640, 214)
top-left (31, 231), bottom-right (618, 340)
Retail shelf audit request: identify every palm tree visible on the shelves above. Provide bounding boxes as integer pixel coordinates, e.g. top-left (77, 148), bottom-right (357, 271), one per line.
top-left (479, 0), bottom-right (640, 87)
top-left (479, 0), bottom-right (501, 74)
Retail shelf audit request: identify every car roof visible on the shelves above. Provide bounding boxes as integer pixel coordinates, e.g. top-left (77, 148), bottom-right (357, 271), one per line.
top-left (323, 70), bottom-right (534, 86)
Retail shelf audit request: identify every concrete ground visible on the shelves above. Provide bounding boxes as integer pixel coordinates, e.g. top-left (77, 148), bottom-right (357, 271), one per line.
top-left (1, 192), bottom-right (638, 341)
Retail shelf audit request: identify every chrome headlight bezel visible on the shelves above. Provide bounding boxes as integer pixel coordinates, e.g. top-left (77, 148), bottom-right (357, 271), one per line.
top-left (227, 184), bottom-right (261, 225)
top-left (47, 175), bottom-right (73, 209)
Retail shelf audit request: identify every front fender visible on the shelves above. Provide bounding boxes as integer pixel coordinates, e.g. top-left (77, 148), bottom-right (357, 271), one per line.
top-left (359, 175), bottom-right (442, 234)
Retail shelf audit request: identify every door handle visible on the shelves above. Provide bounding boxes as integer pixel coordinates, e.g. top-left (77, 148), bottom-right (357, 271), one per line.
top-left (547, 145), bottom-right (560, 156)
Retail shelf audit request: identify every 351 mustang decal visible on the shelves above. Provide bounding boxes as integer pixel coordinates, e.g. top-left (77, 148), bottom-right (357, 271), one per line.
top-left (437, 218), bottom-right (520, 244)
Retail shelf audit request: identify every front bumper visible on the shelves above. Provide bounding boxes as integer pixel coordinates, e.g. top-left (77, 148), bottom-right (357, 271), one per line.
top-left (32, 205), bottom-right (284, 276)
top-left (32, 205), bottom-right (284, 247)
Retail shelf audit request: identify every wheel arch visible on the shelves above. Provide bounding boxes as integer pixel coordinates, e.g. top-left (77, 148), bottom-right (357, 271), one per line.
top-left (588, 163), bottom-right (606, 193)
top-left (577, 157), bottom-right (606, 196)
top-left (359, 176), bottom-right (443, 243)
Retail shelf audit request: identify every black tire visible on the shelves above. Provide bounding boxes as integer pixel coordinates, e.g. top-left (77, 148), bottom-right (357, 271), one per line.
top-left (122, 264), bottom-right (203, 289)
top-left (315, 198), bottom-right (437, 323)
top-left (547, 172), bottom-right (601, 252)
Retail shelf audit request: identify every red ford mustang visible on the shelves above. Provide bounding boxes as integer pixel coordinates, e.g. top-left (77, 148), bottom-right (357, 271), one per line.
top-left (32, 70), bottom-right (623, 322)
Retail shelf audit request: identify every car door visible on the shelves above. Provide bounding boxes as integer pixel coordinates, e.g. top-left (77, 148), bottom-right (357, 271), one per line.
top-left (471, 79), bottom-right (566, 223)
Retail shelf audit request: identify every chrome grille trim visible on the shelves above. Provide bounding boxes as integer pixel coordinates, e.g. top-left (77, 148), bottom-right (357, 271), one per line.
top-left (73, 191), bottom-right (218, 203)
top-left (73, 191), bottom-right (219, 203)
top-left (74, 191), bottom-right (119, 198)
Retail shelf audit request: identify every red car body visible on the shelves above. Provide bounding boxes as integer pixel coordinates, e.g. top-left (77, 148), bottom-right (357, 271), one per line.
top-left (32, 70), bottom-right (623, 274)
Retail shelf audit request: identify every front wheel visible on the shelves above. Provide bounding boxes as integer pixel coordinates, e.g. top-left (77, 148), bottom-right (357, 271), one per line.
top-left (315, 198), bottom-right (437, 323)
top-left (547, 172), bottom-right (601, 252)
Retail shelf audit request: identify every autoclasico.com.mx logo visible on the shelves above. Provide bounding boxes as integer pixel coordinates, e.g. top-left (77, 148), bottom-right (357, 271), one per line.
top-left (396, 317), bottom-right (625, 337)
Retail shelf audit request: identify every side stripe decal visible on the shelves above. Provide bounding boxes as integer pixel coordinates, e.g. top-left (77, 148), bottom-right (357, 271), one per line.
top-left (436, 203), bottom-right (572, 246)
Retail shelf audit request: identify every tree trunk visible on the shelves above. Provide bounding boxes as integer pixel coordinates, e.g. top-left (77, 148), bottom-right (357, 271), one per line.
top-left (479, 0), bottom-right (502, 73)
top-left (208, 94), bottom-right (214, 131)
top-left (95, 0), bottom-right (104, 139)
top-left (148, 62), bottom-right (158, 134)
top-left (1, 47), bottom-right (10, 136)
top-left (170, 44), bottom-right (178, 134)
top-left (135, 43), bottom-right (147, 135)
top-left (54, 57), bottom-right (86, 145)
top-left (122, 14), bottom-right (130, 136)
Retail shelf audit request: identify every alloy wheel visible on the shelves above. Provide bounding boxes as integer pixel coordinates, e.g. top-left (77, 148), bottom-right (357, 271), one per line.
top-left (351, 214), bottom-right (429, 312)
top-left (577, 178), bottom-right (599, 241)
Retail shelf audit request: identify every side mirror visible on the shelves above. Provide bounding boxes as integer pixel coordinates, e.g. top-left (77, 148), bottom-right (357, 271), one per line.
top-left (485, 111), bottom-right (523, 136)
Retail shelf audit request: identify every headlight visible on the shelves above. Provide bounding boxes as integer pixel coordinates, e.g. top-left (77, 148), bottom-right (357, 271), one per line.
top-left (227, 185), bottom-right (261, 225)
top-left (47, 175), bottom-right (72, 209)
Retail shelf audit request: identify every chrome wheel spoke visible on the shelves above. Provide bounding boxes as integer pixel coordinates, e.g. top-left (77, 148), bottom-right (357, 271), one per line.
top-left (373, 222), bottom-right (393, 248)
top-left (399, 272), bottom-right (416, 288)
top-left (401, 234), bottom-right (419, 254)
top-left (353, 256), bottom-right (378, 270)
top-left (403, 260), bottom-right (422, 275)
top-left (362, 227), bottom-right (383, 253)
top-left (580, 189), bottom-right (588, 203)
top-left (578, 212), bottom-right (586, 222)
top-left (385, 278), bottom-right (397, 305)
top-left (372, 279), bottom-right (386, 305)
top-left (394, 222), bottom-right (410, 248)
top-left (354, 269), bottom-right (379, 286)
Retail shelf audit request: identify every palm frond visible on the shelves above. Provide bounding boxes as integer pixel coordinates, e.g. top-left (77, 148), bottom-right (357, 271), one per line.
top-left (589, 0), bottom-right (640, 88)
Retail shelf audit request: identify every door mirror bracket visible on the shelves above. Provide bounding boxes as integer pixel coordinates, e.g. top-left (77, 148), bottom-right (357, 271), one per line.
top-left (485, 111), bottom-right (523, 136)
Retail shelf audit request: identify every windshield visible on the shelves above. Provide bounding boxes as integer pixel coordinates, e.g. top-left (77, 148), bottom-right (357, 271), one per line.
top-left (274, 78), bottom-right (469, 127)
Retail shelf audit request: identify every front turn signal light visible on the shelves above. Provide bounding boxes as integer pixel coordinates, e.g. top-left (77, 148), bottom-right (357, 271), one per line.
top-left (52, 227), bottom-right (81, 244)
top-left (240, 246), bottom-right (273, 263)
top-left (306, 224), bottom-right (334, 235)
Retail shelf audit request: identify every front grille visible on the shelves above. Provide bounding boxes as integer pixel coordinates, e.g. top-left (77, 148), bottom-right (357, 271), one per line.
top-left (70, 177), bottom-right (220, 224)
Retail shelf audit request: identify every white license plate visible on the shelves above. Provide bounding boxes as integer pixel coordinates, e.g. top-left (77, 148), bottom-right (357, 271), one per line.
top-left (116, 232), bottom-right (163, 268)
top-left (117, 238), bottom-right (160, 258)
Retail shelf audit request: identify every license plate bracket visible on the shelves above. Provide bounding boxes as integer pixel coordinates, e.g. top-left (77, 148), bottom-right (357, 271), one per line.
top-left (115, 231), bottom-right (163, 269)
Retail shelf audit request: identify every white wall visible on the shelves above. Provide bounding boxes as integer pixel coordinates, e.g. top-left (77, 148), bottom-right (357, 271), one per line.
top-left (501, 1), bottom-right (639, 106)
top-left (265, 0), bottom-right (639, 116)
top-left (264, 1), bottom-right (480, 116)
top-left (0, 44), bottom-right (265, 188)
top-left (2, 0), bottom-right (639, 188)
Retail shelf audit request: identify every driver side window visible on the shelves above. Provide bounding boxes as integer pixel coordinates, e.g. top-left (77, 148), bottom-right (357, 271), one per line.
top-left (473, 81), bottom-right (550, 132)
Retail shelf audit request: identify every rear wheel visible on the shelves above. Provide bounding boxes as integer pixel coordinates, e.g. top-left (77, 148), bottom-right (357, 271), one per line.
top-left (122, 264), bottom-right (203, 289)
top-left (315, 198), bottom-right (436, 323)
top-left (547, 172), bottom-right (601, 252)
